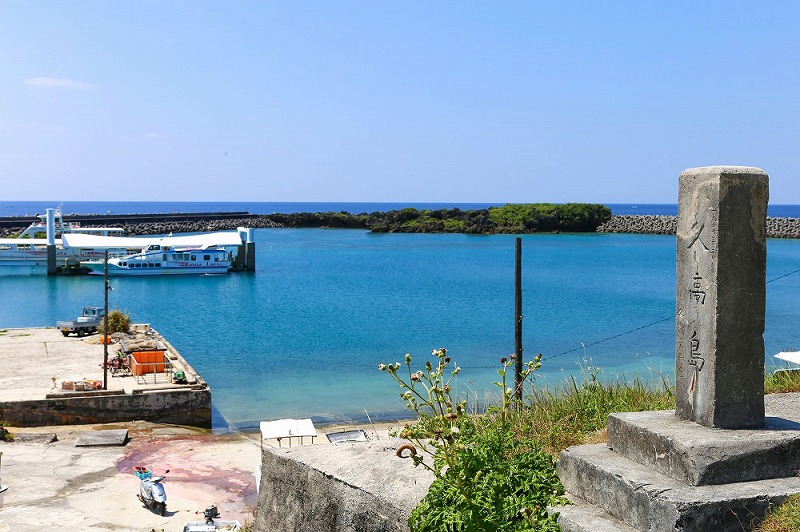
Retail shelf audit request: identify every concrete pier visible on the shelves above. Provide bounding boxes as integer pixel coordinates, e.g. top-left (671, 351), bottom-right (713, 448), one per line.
top-left (0, 327), bottom-right (211, 428)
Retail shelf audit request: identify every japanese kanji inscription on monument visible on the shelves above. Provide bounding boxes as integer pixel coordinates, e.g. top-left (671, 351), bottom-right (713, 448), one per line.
top-left (675, 166), bottom-right (768, 429)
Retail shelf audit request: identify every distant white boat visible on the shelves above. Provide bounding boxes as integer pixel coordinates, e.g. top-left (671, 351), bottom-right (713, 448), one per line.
top-left (15, 208), bottom-right (124, 239)
top-left (0, 208), bottom-right (125, 271)
top-left (82, 242), bottom-right (233, 276)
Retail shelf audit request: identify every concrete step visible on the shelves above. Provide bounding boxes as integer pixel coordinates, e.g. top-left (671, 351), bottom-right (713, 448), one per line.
top-left (557, 443), bottom-right (800, 532)
top-left (551, 494), bottom-right (638, 532)
top-left (607, 404), bottom-right (800, 486)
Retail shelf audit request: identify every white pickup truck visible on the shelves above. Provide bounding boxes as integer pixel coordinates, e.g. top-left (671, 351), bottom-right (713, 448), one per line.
top-left (56, 307), bottom-right (105, 337)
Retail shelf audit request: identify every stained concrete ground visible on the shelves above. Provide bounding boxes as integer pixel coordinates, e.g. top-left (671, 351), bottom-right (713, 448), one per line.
top-left (0, 327), bottom-right (406, 530)
top-left (1, 421), bottom-right (402, 531)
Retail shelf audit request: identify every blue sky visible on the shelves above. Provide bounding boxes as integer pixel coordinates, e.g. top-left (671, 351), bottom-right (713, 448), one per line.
top-left (2, 1), bottom-right (799, 203)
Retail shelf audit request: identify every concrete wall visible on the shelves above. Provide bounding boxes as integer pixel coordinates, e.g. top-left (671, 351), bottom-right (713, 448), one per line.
top-left (0, 387), bottom-right (211, 427)
top-left (255, 439), bottom-right (434, 532)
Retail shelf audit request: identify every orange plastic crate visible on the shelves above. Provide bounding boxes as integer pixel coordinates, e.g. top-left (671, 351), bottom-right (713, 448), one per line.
top-left (130, 350), bottom-right (166, 375)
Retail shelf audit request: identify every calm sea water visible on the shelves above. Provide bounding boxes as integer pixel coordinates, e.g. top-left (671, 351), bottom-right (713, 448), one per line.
top-left (3, 203), bottom-right (800, 430)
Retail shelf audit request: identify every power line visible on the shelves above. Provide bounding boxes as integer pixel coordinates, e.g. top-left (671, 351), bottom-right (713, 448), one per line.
top-left (543, 266), bottom-right (800, 362)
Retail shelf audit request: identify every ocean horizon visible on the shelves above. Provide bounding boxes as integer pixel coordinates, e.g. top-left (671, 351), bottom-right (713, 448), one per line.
top-left (4, 201), bottom-right (800, 219)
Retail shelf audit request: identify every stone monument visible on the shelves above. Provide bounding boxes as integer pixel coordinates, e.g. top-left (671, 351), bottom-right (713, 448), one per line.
top-left (552, 166), bottom-right (800, 531)
top-left (675, 166), bottom-right (768, 428)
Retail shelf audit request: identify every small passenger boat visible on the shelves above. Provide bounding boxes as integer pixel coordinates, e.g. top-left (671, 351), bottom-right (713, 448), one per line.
top-left (82, 243), bottom-right (233, 276)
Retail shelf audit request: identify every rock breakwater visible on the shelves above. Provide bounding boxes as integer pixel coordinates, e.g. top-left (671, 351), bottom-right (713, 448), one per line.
top-left (0, 215), bottom-right (283, 238)
top-left (597, 215), bottom-right (800, 239)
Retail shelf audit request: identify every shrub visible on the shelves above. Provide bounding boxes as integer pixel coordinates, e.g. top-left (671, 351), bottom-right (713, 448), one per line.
top-left (99, 309), bottom-right (131, 334)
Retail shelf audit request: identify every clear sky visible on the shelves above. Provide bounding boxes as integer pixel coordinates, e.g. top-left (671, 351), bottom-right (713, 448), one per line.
top-left (2, 1), bottom-right (799, 203)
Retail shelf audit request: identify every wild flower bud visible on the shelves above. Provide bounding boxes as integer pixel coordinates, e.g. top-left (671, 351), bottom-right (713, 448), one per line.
top-left (405, 353), bottom-right (412, 364)
top-left (378, 363), bottom-right (386, 371)
top-left (500, 357), bottom-right (507, 364)
top-left (453, 367), bottom-right (461, 375)
top-left (444, 356), bottom-right (450, 363)
top-left (425, 361), bottom-right (432, 371)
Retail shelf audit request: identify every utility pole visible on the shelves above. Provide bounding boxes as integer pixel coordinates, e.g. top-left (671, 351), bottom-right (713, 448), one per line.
top-left (103, 249), bottom-right (109, 390)
top-left (514, 237), bottom-right (523, 400)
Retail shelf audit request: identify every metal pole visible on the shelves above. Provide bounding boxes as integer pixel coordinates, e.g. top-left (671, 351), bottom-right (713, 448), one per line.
top-left (514, 237), bottom-right (523, 401)
top-left (103, 249), bottom-right (109, 390)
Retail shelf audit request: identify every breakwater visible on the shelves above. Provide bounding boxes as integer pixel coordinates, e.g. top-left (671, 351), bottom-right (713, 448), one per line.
top-left (0, 212), bottom-right (282, 238)
top-left (596, 215), bottom-right (800, 239)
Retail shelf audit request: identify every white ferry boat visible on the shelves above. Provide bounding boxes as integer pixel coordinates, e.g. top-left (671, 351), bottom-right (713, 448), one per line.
top-left (80, 240), bottom-right (235, 276)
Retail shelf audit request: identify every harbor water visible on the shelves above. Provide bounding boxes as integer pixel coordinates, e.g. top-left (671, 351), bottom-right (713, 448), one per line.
top-left (2, 203), bottom-right (800, 430)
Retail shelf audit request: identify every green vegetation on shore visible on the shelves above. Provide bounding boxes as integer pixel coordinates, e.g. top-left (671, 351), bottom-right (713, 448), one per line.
top-left (380, 354), bottom-right (800, 531)
top-left (269, 203), bottom-right (612, 234)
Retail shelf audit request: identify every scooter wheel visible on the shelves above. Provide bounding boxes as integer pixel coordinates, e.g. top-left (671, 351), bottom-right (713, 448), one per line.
top-left (158, 502), bottom-right (166, 516)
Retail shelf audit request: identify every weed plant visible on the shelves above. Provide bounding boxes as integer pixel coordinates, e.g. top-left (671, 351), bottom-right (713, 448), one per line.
top-left (379, 350), bottom-right (566, 531)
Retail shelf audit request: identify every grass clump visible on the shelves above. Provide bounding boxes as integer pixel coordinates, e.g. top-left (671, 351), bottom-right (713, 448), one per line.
top-left (755, 494), bottom-right (800, 531)
top-left (0, 420), bottom-right (13, 442)
top-left (516, 366), bottom-right (674, 456)
top-left (764, 368), bottom-right (800, 394)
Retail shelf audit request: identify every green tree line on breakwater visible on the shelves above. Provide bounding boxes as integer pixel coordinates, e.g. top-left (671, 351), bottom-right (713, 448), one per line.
top-left (268, 203), bottom-right (612, 234)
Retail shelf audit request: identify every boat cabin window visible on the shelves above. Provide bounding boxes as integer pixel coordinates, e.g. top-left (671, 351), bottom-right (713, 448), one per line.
top-left (191, 254), bottom-right (197, 261)
top-left (204, 254), bottom-right (211, 261)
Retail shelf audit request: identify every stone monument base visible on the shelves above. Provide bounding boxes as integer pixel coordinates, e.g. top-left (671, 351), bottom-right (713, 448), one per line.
top-left (550, 393), bottom-right (800, 531)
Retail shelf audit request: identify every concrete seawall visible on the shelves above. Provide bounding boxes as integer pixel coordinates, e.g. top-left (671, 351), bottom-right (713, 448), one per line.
top-left (597, 215), bottom-right (800, 239)
top-left (255, 439), bottom-right (434, 531)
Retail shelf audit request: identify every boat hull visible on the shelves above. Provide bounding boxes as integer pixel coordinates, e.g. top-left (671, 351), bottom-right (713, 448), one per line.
top-left (84, 263), bottom-right (231, 276)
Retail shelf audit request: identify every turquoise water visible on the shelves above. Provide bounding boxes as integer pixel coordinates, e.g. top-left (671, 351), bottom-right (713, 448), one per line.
top-left (3, 229), bottom-right (800, 429)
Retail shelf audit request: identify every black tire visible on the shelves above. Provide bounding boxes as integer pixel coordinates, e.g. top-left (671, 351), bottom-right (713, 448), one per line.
top-left (61, 331), bottom-right (70, 337)
top-left (158, 502), bottom-right (166, 516)
top-left (77, 329), bottom-right (85, 337)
